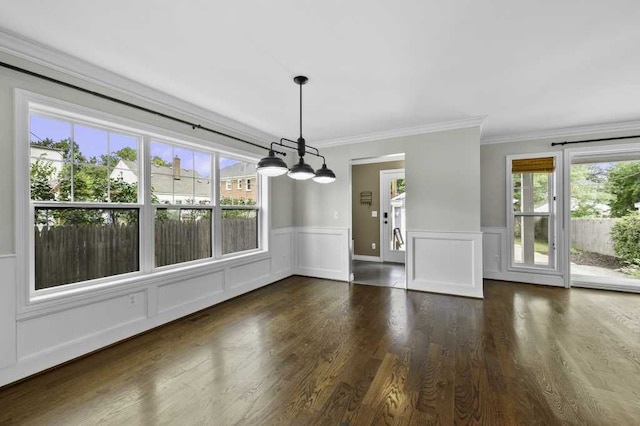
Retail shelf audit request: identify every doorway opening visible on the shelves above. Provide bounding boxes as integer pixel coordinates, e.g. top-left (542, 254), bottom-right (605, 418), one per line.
top-left (569, 148), bottom-right (640, 292)
top-left (350, 155), bottom-right (406, 288)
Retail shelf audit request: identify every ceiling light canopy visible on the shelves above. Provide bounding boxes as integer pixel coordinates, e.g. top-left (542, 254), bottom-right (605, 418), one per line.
top-left (256, 76), bottom-right (335, 183)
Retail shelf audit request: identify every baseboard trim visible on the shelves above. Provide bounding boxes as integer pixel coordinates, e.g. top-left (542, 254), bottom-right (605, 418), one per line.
top-left (353, 255), bottom-right (382, 262)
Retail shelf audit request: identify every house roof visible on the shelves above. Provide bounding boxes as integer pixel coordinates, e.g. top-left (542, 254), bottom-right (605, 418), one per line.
top-left (220, 162), bottom-right (256, 179)
top-left (113, 159), bottom-right (255, 198)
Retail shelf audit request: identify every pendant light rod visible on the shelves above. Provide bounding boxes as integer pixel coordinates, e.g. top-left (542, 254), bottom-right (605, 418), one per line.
top-left (299, 81), bottom-right (303, 139)
top-left (271, 138), bottom-right (324, 160)
top-left (0, 60), bottom-right (286, 156)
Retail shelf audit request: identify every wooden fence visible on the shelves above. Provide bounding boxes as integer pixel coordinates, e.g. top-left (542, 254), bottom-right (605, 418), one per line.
top-left (570, 218), bottom-right (618, 256)
top-left (35, 219), bottom-right (257, 290)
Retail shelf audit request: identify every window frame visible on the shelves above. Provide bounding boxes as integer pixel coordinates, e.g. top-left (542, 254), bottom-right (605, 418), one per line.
top-left (15, 90), bottom-right (268, 309)
top-left (506, 152), bottom-right (562, 275)
top-left (218, 156), bottom-right (261, 258)
top-left (237, 178), bottom-right (242, 190)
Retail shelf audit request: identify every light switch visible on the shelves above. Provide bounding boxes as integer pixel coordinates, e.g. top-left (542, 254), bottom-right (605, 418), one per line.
top-left (371, 211), bottom-right (378, 217)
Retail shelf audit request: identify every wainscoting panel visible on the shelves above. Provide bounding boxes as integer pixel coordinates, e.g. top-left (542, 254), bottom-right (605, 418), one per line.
top-left (271, 227), bottom-right (295, 277)
top-left (407, 231), bottom-right (483, 298)
top-left (295, 228), bottom-right (349, 282)
top-left (482, 226), bottom-right (505, 274)
top-left (157, 271), bottom-right (225, 314)
top-left (0, 255), bottom-right (16, 369)
top-left (18, 290), bottom-right (148, 360)
top-left (481, 226), bottom-right (564, 286)
top-left (227, 258), bottom-right (272, 290)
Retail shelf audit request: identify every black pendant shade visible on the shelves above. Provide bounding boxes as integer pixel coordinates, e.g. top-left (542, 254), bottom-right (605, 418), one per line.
top-left (312, 163), bottom-right (336, 184)
top-left (288, 157), bottom-right (316, 180)
top-left (256, 150), bottom-right (288, 176)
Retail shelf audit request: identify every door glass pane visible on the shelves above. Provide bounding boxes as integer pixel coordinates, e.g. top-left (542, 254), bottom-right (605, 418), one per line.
top-left (570, 159), bottom-right (640, 290)
top-left (389, 178), bottom-right (405, 252)
top-left (513, 215), bottom-right (550, 266)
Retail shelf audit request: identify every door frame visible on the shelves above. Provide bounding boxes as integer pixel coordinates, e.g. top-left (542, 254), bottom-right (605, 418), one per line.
top-left (347, 154), bottom-right (405, 282)
top-left (380, 168), bottom-right (406, 263)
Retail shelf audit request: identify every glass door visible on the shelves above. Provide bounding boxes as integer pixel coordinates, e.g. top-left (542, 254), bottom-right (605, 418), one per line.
top-left (569, 149), bottom-right (640, 291)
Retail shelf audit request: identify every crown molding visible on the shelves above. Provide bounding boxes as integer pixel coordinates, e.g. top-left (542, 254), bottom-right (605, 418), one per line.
top-left (481, 119), bottom-right (640, 145)
top-left (350, 153), bottom-right (405, 165)
top-left (0, 28), bottom-right (277, 145)
top-left (313, 116), bottom-right (487, 148)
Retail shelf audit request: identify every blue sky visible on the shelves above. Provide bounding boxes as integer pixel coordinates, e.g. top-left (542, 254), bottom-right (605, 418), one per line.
top-left (30, 114), bottom-right (249, 179)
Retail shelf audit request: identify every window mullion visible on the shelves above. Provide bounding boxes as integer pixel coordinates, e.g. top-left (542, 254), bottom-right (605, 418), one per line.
top-left (213, 152), bottom-right (222, 259)
top-left (142, 135), bottom-right (154, 273)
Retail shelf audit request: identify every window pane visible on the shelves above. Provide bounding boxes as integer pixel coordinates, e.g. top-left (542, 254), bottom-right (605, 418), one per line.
top-left (222, 209), bottom-right (258, 255)
top-left (155, 208), bottom-right (212, 267)
top-left (219, 157), bottom-right (257, 206)
top-left (513, 172), bottom-right (550, 213)
top-left (34, 208), bottom-right (139, 290)
top-left (72, 164), bottom-right (108, 202)
top-left (150, 142), bottom-right (211, 205)
top-left (513, 215), bottom-right (550, 266)
top-left (30, 115), bottom-right (72, 202)
top-left (108, 132), bottom-right (140, 203)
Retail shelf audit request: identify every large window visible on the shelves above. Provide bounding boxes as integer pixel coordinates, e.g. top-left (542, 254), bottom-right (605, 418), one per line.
top-left (30, 114), bottom-right (141, 289)
top-left (25, 100), bottom-right (263, 295)
top-left (508, 155), bottom-right (557, 270)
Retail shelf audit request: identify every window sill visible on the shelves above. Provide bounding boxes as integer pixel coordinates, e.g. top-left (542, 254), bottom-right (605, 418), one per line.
top-left (18, 249), bottom-right (270, 320)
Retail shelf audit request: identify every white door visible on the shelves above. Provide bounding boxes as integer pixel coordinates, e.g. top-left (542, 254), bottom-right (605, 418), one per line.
top-left (380, 169), bottom-right (406, 263)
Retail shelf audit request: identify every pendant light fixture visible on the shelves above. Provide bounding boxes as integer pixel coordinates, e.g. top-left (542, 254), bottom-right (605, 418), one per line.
top-left (256, 76), bottom-right (336, 183)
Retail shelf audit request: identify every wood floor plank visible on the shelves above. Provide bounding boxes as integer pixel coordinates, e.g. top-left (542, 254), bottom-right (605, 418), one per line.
top-left (1, 277), bottom-right (640, 425)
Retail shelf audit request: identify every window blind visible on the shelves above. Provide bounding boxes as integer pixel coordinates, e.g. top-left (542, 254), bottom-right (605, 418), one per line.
top-left (512, 157), bottom-right (555, 173)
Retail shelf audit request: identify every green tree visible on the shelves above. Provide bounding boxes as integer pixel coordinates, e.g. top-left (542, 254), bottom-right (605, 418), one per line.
top-left (152, 156), bottom-right (171, 167)
top-left (570, 164), bottom-right (612, 218)
top-left (31, 137), bottom-right (138, 225)
top-left (30, 159), bottom-right (57, 201)
top-left (606, 162), bottom-right (640, 218)
top-left (611, 212), bottom-right (640, 266)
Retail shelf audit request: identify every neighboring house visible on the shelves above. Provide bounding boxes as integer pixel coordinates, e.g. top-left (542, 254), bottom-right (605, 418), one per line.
top-left (219, 161), bottom-right (257, 202)
top-left (111, 157), bottom-right (212, 204)
top-left (30, 145), bottom-right (64, 175)
top-left (30, 145), bottom-right (64, 196)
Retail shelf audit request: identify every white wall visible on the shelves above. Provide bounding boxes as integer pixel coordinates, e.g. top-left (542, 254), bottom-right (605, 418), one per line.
top-left (295, 126), bottom-right (482, 232)
top-left (0, 48), bottom-right (297, 386)
top-left (293, 126), bottom-right (484, 297)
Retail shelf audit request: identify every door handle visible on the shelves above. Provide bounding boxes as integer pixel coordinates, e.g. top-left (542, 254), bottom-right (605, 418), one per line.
top-left (384, 220), bottom-right (388, 224)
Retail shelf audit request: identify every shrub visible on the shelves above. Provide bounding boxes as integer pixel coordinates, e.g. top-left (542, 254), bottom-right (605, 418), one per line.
top-left (611, 212), bottom-right (640, 266)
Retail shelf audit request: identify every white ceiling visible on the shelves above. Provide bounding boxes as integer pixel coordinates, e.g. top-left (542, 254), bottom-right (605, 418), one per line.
top-left (1, 0), bottom-right (639, 144)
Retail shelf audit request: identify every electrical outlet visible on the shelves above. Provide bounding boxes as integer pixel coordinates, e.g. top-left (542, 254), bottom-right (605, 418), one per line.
top-left (129, 295), bottom-right (136, 306)
top-left (372, 211), bottom-right (378, 217)
top-left (372, 243), bottom-right (376, 250)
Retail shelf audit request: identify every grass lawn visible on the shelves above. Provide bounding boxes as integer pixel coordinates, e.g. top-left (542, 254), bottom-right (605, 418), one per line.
top-left (515, 238), bottom-right (549, 255)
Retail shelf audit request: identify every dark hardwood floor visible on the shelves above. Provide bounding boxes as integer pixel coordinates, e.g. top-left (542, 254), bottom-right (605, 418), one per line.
top-left (1, 277), bottom-right (639, 425)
